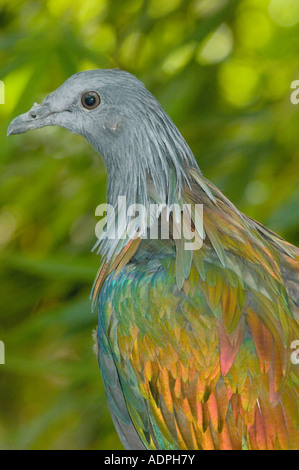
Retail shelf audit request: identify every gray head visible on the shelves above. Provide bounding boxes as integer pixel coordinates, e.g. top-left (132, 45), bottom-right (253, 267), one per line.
top-left (7, 69), bottom-right (198, 206)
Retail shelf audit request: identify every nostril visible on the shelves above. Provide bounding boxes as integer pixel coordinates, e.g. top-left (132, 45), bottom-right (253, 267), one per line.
top-left (29, 111), bottom-right (37, 119)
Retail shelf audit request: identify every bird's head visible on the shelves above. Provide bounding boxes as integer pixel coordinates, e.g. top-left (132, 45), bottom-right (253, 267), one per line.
top-left (7, 70), bottom-right (150, 147)
top-left (7, 69), bottom-right (197, 205)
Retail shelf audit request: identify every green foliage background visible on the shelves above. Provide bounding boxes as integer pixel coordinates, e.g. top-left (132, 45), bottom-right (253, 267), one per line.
top-left (0, 0), bottom-right (299, 450)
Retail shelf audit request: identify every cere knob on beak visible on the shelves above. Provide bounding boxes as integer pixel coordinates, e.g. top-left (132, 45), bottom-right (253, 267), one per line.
top-left (7, 102), bottom-right (54, 136)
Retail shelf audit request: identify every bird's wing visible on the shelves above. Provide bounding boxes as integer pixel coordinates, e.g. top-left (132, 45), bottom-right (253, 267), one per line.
top-left (95, 323), bottom-right (146, 450)
top-left (95, 168), bottom-right (299, 450)
top-left (98, 244), bottom-right (298, 450)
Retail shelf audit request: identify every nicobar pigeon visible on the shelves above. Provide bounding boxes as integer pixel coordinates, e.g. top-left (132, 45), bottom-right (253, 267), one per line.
top-left (8, 70), bottom-right (299, 450)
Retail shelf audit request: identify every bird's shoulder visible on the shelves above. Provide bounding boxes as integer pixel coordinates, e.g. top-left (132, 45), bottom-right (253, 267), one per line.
top-left (94, 168), bottom-right (299, 449)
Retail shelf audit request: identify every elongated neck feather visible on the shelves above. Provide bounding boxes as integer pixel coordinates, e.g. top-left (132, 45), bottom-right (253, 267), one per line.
top-left (93, 101), bottom-right (199, 258)
top-left (106, 109), bottom-right (198, 208)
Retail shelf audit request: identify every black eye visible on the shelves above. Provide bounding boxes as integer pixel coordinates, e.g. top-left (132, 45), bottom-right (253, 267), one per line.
top-left (81, 91), bottom-right (101, 109)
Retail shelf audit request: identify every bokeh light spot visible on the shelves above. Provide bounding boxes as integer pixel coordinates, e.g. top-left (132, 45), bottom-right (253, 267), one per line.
top-left (0, 209), bottom-right (17, 249)
top-left (0, 67), bottom-right (33, 116)
top-left (47, 0), bottom-right (107, 22)
top-left (193, 0), bottom-right (228, 18)
top-left (269, 0), bottom-right (299, 27)
top-left (219, 60), bottom-right (259, 107)
top-left (236, 9), bottom-right (272, 49)
top-left (83, 23), bottom-right (116, 54)
top-left (162, 43), bottom-right (196, 75)
top-left (148, 0), bottom-right (181, 18)
top-left (118, 33), bottom-right (153, 69)
top-left (196, 24), bottom-right (233, 65)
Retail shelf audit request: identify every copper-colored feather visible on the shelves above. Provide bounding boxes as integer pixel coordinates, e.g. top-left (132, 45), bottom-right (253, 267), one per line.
top-left (96, 167), bottom-right (299, 450)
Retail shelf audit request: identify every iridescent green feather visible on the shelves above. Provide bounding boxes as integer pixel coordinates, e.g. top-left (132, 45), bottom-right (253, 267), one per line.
top-left (95, 167), bottom-right (299, 450)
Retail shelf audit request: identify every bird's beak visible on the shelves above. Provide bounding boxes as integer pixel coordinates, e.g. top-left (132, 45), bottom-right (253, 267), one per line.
top-left (7, 103), bottom-right (55, 136)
